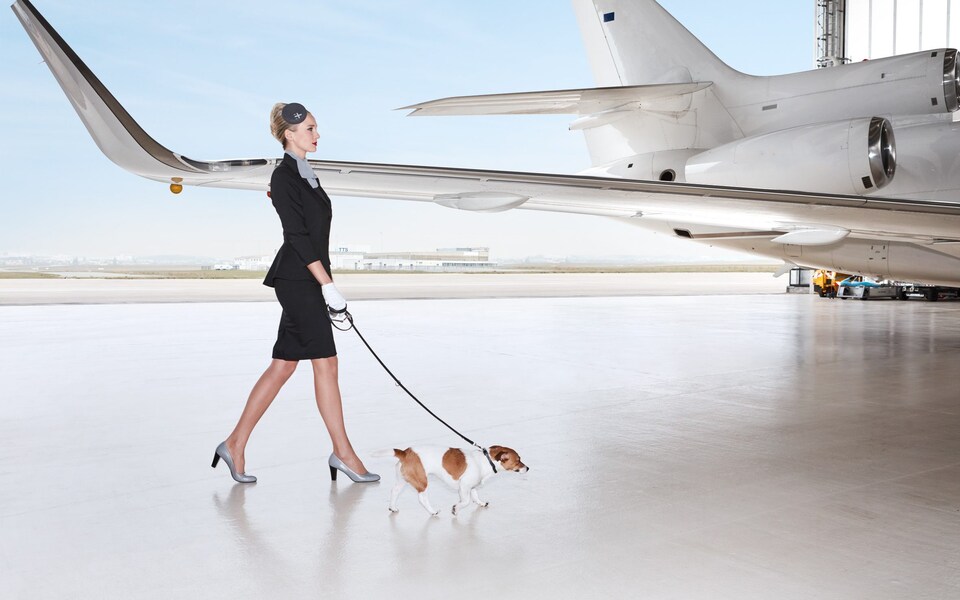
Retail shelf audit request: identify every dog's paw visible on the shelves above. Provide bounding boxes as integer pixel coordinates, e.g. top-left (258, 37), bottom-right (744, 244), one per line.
top-left (479, 502), bottom-right (489, 508)
top-left (451, 505), bottom-right (458, 516)
top-left (388, 507), bottom-right (399, 513)
top-left (430, 511), bottom-right (440, 517)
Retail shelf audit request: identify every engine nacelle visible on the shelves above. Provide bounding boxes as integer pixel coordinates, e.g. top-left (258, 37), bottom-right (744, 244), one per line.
top-left (684, 117), bottom-right (896, 195)
top-left (732, 49), bottom-right (960, 136)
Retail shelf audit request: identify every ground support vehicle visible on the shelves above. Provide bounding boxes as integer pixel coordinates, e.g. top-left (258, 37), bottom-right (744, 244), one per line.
top-left (836, 276), bottom-right (900, 300)
top-left (897, 284), bottom-right (960, 301)
top-left (812, 270), bottom-right (852, 298)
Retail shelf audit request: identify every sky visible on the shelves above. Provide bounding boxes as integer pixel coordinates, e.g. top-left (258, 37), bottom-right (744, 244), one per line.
top-left (0, 1), bottom-right (814, 262)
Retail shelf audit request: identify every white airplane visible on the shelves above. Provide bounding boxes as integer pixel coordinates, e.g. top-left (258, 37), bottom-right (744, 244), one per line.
top-left (12, 0), bottom-right (960, 286)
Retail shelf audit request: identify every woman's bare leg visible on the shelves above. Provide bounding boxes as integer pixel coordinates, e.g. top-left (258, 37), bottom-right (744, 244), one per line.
top-left (311, 356), bottom-right (368, 474)
top-left (225, 359), bottom-right (298, 472)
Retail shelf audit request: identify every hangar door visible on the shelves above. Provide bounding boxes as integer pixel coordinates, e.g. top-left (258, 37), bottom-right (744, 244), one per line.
top-left (845, 0), bottom-right (960, 61)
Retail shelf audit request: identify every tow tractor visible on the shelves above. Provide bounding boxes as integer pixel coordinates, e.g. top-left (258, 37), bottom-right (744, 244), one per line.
top-left (812, 270), bottom-right (850, 298)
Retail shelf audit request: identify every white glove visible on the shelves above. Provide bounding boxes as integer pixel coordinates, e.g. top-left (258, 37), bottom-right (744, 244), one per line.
top-left (321, 282), bottom-right (347, 312)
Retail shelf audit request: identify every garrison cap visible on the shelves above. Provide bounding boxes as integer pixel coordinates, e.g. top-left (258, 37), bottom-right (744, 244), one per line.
top-left (281, 102), bottom-right (308, 125)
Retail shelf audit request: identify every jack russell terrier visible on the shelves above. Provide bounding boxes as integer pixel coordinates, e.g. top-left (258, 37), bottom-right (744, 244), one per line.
top-left (380, 445), bottom-right (528, 516)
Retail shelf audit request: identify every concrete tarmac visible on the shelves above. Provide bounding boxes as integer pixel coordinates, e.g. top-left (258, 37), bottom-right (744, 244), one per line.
top-left (0, 271), bottom-right (783, 305)
top-left (1, 281), bottom-right (958, 598)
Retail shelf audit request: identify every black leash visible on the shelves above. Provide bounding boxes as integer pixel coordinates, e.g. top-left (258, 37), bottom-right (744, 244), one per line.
top-left (330, 309), bottom-right (498, 473)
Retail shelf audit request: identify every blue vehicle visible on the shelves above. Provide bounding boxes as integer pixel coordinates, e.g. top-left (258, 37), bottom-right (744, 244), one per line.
top-left (836, 276), bottom-right (899, 299)
top-left (838, 276), bottom-right (881, 288)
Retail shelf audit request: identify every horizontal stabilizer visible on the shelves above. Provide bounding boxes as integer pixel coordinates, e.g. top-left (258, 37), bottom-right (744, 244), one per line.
top-left (399, 82), bottom-right (712, 116)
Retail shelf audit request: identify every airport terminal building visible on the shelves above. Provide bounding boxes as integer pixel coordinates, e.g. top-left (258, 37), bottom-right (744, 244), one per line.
top-left (331, 246), bottom-right (496, 271)
top-left (211, 247), bottom-right (496, 272)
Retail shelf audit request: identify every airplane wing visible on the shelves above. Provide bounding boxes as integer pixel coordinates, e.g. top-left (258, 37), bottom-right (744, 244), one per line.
top-left (12, 0), bottom-right (960, 249)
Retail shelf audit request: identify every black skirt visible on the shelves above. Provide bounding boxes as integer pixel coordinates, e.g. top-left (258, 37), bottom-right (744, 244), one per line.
top-left (272, 279), bottom-right (337, 360)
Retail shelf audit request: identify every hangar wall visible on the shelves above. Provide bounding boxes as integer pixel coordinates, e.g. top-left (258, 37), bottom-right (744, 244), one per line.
top-left (839, 0), bottom-right (960, 62)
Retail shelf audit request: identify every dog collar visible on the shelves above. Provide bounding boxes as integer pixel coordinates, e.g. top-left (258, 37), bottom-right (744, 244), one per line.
top-left (482, 447), bottom-right (498, 473)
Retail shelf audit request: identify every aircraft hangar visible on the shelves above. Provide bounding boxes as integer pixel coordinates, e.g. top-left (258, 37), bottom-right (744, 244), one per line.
top-left (3, 1), bottom-right (960, 599)
top-left (817, 0), bottom-right (960, 65)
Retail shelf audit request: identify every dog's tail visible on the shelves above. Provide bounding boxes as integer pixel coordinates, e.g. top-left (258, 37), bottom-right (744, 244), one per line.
top-left (370, 448), bottom-right (407, 460)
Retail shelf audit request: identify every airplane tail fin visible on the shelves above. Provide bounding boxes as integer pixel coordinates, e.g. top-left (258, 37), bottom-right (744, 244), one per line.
top-left (569, 0), bottom-right (744, 168)
top-left (571, 0), bottom-right (741, 86)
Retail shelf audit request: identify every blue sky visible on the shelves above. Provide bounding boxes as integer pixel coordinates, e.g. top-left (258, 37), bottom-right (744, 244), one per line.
top-left (0, 1), bottom-right (813, 261)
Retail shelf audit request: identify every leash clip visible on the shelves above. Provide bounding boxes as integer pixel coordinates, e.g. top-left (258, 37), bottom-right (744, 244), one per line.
top-left (480, 445), bottom-right (498, 473)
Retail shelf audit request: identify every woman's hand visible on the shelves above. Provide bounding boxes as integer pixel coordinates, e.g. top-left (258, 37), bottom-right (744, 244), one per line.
top-left (321, 282), bottom-right (347, 312)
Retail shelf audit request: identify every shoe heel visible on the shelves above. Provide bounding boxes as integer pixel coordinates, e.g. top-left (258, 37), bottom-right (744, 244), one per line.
top-left (329, 465), bottom-right (338, 481)
top-left (211, 452), bottom-right (220, 468)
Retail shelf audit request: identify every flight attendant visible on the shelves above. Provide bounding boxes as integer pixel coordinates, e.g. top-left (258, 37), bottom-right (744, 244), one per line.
top-left (212, 102), bottom-right (378, 484)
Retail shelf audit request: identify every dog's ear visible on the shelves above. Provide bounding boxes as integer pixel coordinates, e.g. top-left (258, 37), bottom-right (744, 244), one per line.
top-left (488, 446), bottom-right (506, 461)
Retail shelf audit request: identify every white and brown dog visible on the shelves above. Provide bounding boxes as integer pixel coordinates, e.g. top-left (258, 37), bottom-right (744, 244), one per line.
top-left (382, 445), bottom-right (528, 516)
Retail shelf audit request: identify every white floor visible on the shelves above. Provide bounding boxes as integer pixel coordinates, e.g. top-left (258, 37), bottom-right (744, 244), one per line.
top-left (2, 294), bottom-right (959, 599)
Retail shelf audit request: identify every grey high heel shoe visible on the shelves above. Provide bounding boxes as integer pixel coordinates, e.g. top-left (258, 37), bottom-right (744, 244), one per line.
top-left (328, 453), bottom-right (379, 483)
top-left (212, 441), bottom-right (257, 483)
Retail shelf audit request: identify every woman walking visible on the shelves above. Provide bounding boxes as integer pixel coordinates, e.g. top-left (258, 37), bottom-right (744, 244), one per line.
top-left (212, 102), bottom-right (378, 484)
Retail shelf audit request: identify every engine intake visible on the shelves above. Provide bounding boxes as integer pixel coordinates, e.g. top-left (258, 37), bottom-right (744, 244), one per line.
top-left (867, 116), bottom-right (896, 188)
top-left (943, 49), bottom-right (960, 112)
top-left (685, 117), bottom-right (896, 195)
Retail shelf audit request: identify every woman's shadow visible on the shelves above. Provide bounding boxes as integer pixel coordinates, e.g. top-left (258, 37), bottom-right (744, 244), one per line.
top-left (212, 473), bottom-right (379, 586)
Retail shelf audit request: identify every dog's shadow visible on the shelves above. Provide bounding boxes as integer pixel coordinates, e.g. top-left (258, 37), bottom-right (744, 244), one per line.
top-left (387, 483), bottom-right (488, 539)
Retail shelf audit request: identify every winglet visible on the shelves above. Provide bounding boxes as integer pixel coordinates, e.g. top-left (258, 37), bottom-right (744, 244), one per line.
top-left (11, 0), bottom-right (273, 188)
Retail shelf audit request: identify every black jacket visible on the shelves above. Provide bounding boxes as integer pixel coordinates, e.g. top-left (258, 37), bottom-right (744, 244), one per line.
top-left (263, 153), bottom-right (332, 287)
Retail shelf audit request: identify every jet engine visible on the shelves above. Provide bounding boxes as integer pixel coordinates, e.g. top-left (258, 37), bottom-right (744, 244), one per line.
top-left (684, 117), bottom-right (896, 195)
